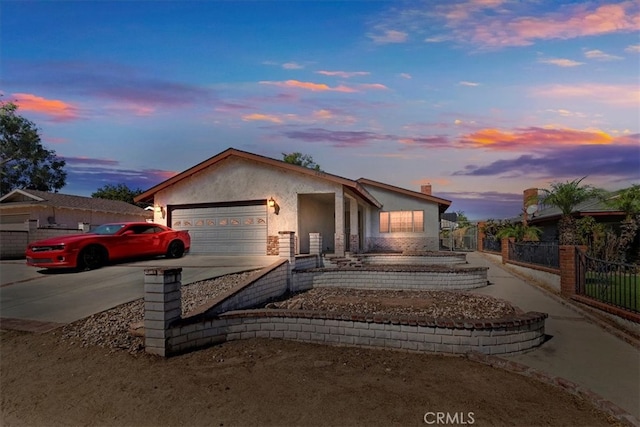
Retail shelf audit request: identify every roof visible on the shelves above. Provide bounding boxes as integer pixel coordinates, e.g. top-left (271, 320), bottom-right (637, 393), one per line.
top-left (528, 194), bottom-right (625, 224)
top-left (357, 178), bottom-right (452, 213)
top-left (0, 189), bottom-right (150, 216)
top-left (134, 148), bottom-right (383, 208)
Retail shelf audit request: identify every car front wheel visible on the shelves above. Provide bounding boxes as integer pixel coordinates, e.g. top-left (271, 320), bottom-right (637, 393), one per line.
top-left (78, 245), bottom-right (106, 270)
top-left (166, 241), bottom-right (185, 258)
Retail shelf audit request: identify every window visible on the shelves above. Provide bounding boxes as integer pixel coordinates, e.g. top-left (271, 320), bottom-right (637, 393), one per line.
top-left (379, 210), bottom-right (424, 233)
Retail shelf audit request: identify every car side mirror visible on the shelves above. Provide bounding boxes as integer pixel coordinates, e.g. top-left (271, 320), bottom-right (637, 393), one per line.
top-left (123, 230), bottom-right (135, 235)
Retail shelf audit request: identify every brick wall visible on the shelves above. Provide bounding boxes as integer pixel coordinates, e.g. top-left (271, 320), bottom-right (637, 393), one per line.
top-left (360, 253), bottom-right (467, 266)
top-left (0, 230), bottom-right (28, 259)
top-left (166, 309), bottom-right (547, 356)
top-left (144, 263), bottom-right (544, 357)
top-left (291, 267), bottom-right (489, 293)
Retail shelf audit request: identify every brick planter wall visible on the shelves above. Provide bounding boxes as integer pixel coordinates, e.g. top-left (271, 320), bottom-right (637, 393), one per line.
top-left (359, 253), bottom-right (467, 266)
top-left (144, 259), bottom-right (541, 358)
top-left (165, 309), bottom-right (547, 356)
top-left (291, 266), bottom-right (489, 293)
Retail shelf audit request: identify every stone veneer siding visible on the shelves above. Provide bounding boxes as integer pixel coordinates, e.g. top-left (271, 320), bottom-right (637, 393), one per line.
top-left (267, 235), bottom-right (279, 256)
top-left (366, 236), bottom-right (439, 253)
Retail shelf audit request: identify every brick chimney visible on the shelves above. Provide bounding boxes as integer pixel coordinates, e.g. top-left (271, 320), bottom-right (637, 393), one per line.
top-left (420, 184), bottom-right (432, 195)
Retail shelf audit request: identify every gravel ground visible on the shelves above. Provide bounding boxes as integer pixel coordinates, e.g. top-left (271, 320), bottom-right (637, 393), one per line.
top-left (57, 270), bottom-right (518, 355)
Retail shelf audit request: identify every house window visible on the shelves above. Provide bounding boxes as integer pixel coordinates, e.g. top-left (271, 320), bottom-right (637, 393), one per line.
top-left (379, 210), bottom-right (424, 233)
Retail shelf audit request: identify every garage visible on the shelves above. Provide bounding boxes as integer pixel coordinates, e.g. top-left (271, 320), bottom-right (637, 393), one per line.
top-left (170, 203), bottom-right (267, 255)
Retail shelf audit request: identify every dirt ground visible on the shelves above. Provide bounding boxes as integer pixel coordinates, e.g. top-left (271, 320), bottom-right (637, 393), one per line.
top-left (1, 329), bottom-right (620, 427)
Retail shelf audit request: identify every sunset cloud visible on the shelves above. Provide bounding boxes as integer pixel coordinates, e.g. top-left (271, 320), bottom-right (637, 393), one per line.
top-left (282, 62), bottom-right (304, 69)
top-left (454, 143), bottom-right (640, 180)
top-left (283, 128), bottom-right (392, 147)
top-left (625, 44), bottom-right (640, 53)
top-left (368, 29), bottom-right (408, 44)
top-left (458, 127), bottom-right (620, 151)
top-left (381, 1), bottom-right (640, 49)
top-left (584, 49), bottom-right (622, 61)
top-left (316, 71), bottom-right (370, 78)
top-left (259, 80), bottom-right (358, 93)
top-left (242, 113), bottom-right (284, 124)
top-left (535, 83), bottom-right (640, 107)
top-left (12, 93), bottom-right (79, 121)
top-left (538, 58), bottom-right (584, 67)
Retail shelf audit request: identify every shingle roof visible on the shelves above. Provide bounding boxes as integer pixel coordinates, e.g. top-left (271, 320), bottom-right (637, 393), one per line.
top-left (135, 147), bottom-right (382, 208)
top-left (528, 194), bottom-right (625, 223)
top-left (0, 189), bottom-right (150, 216)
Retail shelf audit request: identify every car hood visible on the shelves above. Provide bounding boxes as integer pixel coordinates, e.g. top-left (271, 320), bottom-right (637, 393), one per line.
top-left (30, 233), bottom-right (98, 246)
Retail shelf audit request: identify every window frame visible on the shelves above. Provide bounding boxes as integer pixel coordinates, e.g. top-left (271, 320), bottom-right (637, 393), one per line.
top-left (379, 210), bottom-right (425, 233)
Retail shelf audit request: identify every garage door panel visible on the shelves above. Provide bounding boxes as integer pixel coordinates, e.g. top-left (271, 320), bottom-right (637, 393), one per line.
top-left (171, 205), bottom-right (267, 255)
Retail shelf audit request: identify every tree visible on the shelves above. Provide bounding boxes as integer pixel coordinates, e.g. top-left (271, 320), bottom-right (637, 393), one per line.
top-left (604, 184), bottom-right (640, 262)
top-left (0, 101), bottom-right (66, 195)
top-left (538, 177), bottom-right (603, 245)
top-left (92, 183), bottom-right (145, 207)
top-left (495, 222), bottom-right (542, 242)
top-left (282, 152), bottom-right (322, 171)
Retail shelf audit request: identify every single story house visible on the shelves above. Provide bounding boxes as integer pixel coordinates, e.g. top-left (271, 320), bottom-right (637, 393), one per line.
top-left (520, 188), bottom-right (630, 242)
top-left (0, 189), bottom-right (152, 231)
top-left (0, 189), bottom-right (152, 259)
top-left (134, 148), bottom-right (451, 256)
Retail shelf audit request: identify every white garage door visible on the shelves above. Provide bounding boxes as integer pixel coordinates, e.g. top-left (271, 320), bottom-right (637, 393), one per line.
top-left (171, 204), bottom-right (267, 255)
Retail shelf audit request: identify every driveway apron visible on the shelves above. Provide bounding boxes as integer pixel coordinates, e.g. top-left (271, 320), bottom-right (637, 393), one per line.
top-left (467, 251), bottom-right (640, 419)
top-left (0, 256), bottom-right (274, 329)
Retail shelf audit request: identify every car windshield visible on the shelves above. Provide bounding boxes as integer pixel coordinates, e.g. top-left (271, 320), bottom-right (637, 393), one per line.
top-left (92, 224), bottom-right (127, 235)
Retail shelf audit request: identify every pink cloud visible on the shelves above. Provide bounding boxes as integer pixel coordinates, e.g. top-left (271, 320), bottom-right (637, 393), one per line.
top-left (12, 93), bottom-right (80, 122)
top-left (316, 71), bottom-right (371, 78)
top-left (259, 80), bottom-right (358, 93)
top-left (534, 83), bottom-right (640, 107)
top-left (368, 29), bottom-right (408, 44)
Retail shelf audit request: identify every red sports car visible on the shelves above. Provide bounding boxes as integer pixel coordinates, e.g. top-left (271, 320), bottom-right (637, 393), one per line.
top-left (26, 222), bottom-right (191, 270)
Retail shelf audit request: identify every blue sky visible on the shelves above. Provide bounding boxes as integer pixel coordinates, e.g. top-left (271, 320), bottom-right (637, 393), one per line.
top-left (2, 0), bottom-right (639, 219)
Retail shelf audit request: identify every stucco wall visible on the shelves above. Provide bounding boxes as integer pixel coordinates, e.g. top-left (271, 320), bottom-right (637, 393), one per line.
top-left (0, 206), bottom-right (149, 230)
top-left (360, 185), bottom-right (441, 251)
top-left (154, 157), bottom-right (368, 254)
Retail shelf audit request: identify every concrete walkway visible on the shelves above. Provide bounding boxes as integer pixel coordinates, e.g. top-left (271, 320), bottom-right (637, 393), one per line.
top-left (466, 251), bottom-right (640, 419)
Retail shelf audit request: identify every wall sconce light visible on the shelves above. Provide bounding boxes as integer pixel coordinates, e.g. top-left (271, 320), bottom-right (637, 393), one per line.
top-left (155, 205), bottom-right (166, 219)
top-left (268, 197), bottom-right (280, 215)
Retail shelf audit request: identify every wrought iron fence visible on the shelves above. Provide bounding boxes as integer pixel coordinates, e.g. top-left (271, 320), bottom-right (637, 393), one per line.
top-left (576, 248), bottom-right (639, 314)
top-left (483, 237), bottom-right (501, 253)
top-left (508, 241), bottom-right (559, 269)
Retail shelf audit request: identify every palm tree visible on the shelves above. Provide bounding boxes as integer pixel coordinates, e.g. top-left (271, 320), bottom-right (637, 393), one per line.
top-left (605, 184), bottom-right (640, 262)
top-left (495, 222), bottom-right (541, 242)
top-left (539, 177), bottom-right (603, 245)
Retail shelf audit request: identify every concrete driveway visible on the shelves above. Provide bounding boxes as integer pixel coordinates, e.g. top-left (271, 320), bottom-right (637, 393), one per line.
top-left (0, 255), bottom-right (275, 331)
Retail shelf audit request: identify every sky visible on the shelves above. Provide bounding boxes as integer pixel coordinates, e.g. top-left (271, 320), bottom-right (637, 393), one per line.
top-left (2, 0), bottom-right (639, 220)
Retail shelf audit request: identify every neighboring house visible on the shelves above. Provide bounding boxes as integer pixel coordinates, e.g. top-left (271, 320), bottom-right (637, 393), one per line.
top-left (0, 189), bottom-right (152, 258)
top-left (518, 188), bottom-right (628, 241)
top-left (134, 148), bottom-right (451, 256)
top-left (0, 189), bottom-right (152, 230)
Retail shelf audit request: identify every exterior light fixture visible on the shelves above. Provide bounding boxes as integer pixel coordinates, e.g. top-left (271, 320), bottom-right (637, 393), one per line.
top-left (268, 197), bottom-right (280, 215)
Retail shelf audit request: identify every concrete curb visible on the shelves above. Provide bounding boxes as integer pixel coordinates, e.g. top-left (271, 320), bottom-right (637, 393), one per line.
top-left (466, 352), bottom-right (640, 427)
top-left (476, 252), bottom-right (640, 349)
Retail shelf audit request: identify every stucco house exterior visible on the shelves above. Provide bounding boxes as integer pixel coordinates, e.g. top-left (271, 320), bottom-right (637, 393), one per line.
top-left (135, 148), bottom-right (451, 256)
top-left (0, 189), bottom-right (151, 230)
top-left (0, 189), bottom-right (152, 259)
